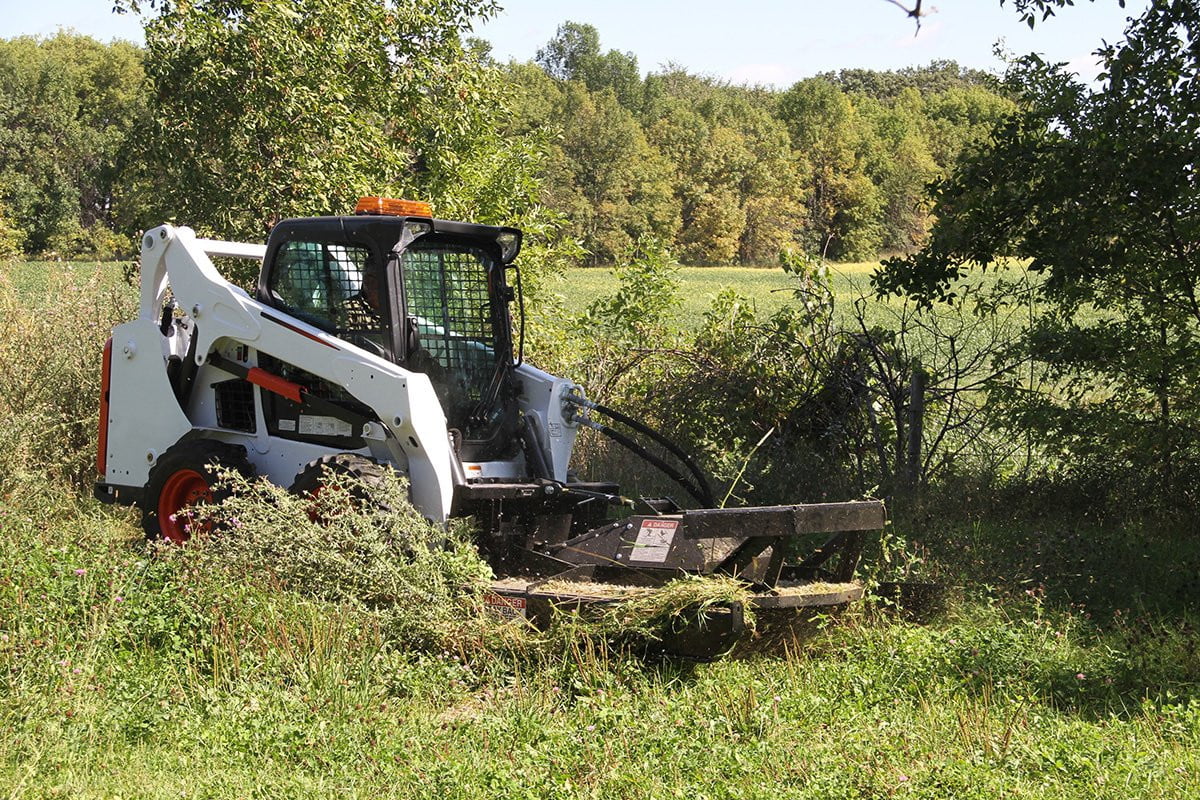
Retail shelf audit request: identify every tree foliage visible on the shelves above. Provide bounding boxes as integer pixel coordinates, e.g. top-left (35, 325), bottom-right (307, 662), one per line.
top-left (778, 78), bottom-right (882, 260)
top-left (125, 0), bottom-right (520, 242)
top-left (819, 60), bottom-right (997, 98)
top-left (0, 33), bottom-right (145, 256)
top-left (875, 0), bottom-right (1200, 483)
top-left (536, 21), bottom-right (642, 111)
top-left (513, 23), bottom-right (1014, 265)
top-left (0, 13), bottom-right (1014, 266)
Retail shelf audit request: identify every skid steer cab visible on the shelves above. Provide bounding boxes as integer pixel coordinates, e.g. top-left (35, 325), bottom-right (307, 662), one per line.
top-left (96, 197), bottom-right (884, 659)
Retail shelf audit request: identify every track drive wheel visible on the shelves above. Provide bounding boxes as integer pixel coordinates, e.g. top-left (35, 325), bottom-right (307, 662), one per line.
top-left (142, 439), bottom-right (254, 544)
top-left (289, 453), bottom-right (392, 519)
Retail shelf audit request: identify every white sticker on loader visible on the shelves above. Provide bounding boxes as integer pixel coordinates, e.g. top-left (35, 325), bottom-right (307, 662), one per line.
top-left (298, 415), bottom-right (354, 438)
top-left (631, 519), bottom-right (679, 563)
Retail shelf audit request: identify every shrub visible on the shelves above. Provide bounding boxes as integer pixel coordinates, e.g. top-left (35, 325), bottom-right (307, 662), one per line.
top-left (0, 201), bottom-right (24, 259)
top-left (553, 242), bottom-right (870, 505)
top-left (43, 221), bottom-right (135, 261)
top-left (189, 467), bottom-right (760, 661)
top-left (189, 468), bottom-right (501, 653)
top-left (0, 267), bottom-right (136, 487)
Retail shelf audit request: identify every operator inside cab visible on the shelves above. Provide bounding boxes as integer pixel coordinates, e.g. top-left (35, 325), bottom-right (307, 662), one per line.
top-left (338, 260), bottom-right (446, 388)
top-left (336, 260), bottom-right (384, 332)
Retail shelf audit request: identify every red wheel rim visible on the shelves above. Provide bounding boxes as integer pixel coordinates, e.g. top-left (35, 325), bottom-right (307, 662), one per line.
top-left (305, 484), bottom-right (323, 523)
top-left (158, 468), bottom-right (213, 544)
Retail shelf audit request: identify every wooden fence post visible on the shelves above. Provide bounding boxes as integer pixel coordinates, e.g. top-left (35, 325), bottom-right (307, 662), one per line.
top-left (906, 364), bottom-right (926, 497)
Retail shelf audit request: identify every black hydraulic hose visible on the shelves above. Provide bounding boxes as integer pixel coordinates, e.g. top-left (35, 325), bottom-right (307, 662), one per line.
top-left (470, 358), bottom-right (507, 426)
top-left (175, 323), bottom-right (200, 410)
top-left (587, 402), bottom-right (716, 507)
top-left (587, 420), bottom-right (711, 508)
top-left (522, 417), bottom-right (553, 480)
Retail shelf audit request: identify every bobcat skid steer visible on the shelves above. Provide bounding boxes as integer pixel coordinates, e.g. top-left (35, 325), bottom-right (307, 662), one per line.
top-left (95, 197), bottom-right (884, 658)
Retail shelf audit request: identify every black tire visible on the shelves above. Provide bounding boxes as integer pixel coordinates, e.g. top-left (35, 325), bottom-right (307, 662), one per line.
top-left (289, 453), bottom-right (393, 515)
top-left (142, 439), bottom-right (255, 544)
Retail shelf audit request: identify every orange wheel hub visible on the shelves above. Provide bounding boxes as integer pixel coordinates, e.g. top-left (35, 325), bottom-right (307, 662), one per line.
top-left (157, 468), bottom-right (213, 544)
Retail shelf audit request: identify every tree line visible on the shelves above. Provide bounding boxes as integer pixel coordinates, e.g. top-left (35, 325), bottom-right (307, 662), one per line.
top-left (0, 9), bottom-right (1013, 266)
top-left (502, 23), bottom-right (1014, 265)
top-left (7, 0), bottom-right (1197, 517)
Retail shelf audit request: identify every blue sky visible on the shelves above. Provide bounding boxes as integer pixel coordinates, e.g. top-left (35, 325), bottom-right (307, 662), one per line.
top-left (2, 0), bottom-right (1145, 86)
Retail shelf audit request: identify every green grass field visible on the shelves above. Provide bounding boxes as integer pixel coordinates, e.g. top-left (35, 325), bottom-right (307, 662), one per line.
top-left (2, 259), bottom-right (1197, 798)
top-left (546, 262), bottom-right (884, 322)
top-left (2, 483), bottom-right (1196, 799)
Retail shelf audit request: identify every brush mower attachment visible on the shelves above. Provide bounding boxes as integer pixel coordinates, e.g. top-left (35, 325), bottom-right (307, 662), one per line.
top-left (486, 499), bottom-right (885, 659)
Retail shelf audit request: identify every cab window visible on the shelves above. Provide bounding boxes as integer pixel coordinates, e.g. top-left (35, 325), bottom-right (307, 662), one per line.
top-left (268, 240), bottom-right (388, 353)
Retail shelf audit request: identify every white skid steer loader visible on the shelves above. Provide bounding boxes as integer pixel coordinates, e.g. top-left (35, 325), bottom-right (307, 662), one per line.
top-left (95, 197), bottom-right (884, 657)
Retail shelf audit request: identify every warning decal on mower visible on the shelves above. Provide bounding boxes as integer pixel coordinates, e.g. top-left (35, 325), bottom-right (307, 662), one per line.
top-left (484, 592), bottom-right (528, 620)
top-left (630, 519), bottom-right (679, 563)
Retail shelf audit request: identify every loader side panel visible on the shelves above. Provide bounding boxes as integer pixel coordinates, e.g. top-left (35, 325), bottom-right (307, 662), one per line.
top-left (104, 320), bottom-right (193, 488)
top-left (514, 362), bottom-right (580, 482)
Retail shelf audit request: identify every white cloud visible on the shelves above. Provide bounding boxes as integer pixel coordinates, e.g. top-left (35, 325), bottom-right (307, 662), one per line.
top-left (894, 19), bottom-right (944, 49)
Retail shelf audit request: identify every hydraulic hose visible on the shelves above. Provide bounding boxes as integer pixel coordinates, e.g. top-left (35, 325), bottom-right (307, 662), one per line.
top-left (521, 416), bottom-right (553, 480)
top-left (574, 412), bottom-right (716, 508)
top-left (580, 400), bottom-right (717, 508)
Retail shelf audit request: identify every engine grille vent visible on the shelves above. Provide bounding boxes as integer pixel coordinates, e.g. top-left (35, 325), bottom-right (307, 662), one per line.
top-left (214, 379), bottom-right (256, 433)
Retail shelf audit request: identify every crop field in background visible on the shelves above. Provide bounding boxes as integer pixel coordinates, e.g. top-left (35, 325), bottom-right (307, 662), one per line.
top-left (549, 261), bottom-right (1045, 351)
top-left (8, 259), bottom-right (876, 311)
top-left (550, 262), bottom-right (885, 323)
top-left (8, 258), bottom-right (1019, 325)
top-left (1, 260), bottom-right (1198, 798)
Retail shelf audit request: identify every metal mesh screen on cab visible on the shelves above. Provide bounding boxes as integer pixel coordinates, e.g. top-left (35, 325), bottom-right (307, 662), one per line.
top-left (402, 245), bottom-right (497, 411)
top-left (270, 240), bottom-right (383, 341)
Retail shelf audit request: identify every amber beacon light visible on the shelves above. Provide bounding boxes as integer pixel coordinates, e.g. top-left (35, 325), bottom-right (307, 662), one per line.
top-left (354, 196), bottom-right (433, 217)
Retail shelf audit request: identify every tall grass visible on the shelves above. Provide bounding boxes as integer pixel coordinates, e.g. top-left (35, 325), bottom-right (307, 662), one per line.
top-left (0, 265), bottom-right (136, 486)
top-left (1, 261), bottom-right (1198, 797)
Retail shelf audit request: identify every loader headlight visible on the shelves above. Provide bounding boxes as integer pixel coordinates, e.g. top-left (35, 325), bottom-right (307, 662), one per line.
top-left (497, 231), bottom-right (521, 263)
top-left (404, 220), bottom-right (432, 240)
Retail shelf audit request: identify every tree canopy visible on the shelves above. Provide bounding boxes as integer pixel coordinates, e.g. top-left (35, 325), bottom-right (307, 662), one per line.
top-left (875, 0), bottom-right (1200, 478)
top-left (509, 27), bottom-right (1014, 265)
top-left (0, 33), bottom-right (144, 257)
top-left (126, 0), bottom-right (513, 241)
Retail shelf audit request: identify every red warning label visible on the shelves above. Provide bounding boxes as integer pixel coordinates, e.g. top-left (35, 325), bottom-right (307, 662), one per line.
top-left (630, 518), bottom-right (679, 563)
top-left (484, 592), bottom-right (528, 619)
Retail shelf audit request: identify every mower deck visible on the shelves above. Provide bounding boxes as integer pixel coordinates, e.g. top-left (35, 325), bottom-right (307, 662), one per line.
top-left (480, 498), bottom-right (883, 658)
top-left (486, 571), bottom-right (863, 659)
